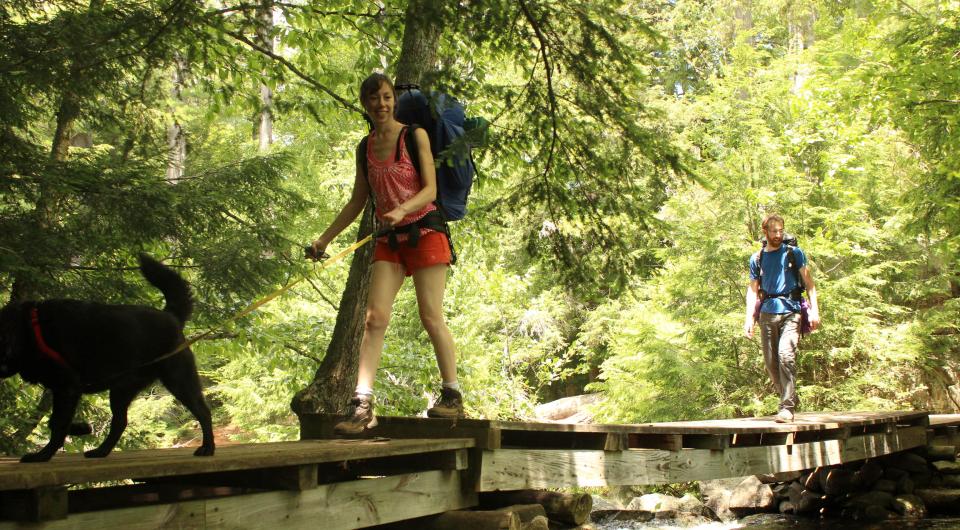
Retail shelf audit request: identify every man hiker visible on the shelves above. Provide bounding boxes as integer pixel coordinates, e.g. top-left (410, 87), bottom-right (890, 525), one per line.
top-left (744, 214), bottom-right (821, 423)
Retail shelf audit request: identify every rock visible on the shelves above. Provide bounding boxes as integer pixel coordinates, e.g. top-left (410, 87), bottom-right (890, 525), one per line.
top-left (932, 460), bottom-right (960, 474)
top-left (823, 468), bottom-right (856, 496)
top-left (873, 479), bottom-right (897, 493)
top-left (915, 489), bottom-right (960, 514)
top-left (857, 459), bottom-right (884, 488)
top-left (590, 509), bottom-right (654, 523)
top-left (804, 467), bottom-right (827, 493)
top-left (757, 470), bottom-right (803, 483)
top-left (778, 500), bottom-right (795, 514)
top-left (883, 467), bottom-right (908, 481)
top-left (912, 470), bottom-right (933, 488)
top-left (626, 493), bottom-right (681, 517)
top-left (862, 504), bottom-right (894, 521)
top-left (889, 452), bottom-right (930, 474)
top-left (847, 491), bottom-right (895, 510)
top-left (795, 489), bottom-right (825, 515)
top-left (698, 477), bottom-right (742, 521)
top-left (924, 445), bottom-right (958, 462)
top-left (892, 494), bottom-right (927, 519)
top-left (942, 474), bottom-right (960, 488)
top-left (728, 476), bottom-right (776, 515)
top-left (590, 495), bottom-right (620, 511)
top-left (896, 475), bottom-right (915, 495)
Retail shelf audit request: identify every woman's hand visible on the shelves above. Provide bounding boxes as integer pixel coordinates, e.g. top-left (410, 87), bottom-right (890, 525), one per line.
top-left (382, 207), bottom-right (406, 227)
top-left (307, 239), bottom-right (329, 261)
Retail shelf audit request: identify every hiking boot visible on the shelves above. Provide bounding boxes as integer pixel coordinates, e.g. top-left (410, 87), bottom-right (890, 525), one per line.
top-left (775, 409), bottom-right (794, 423)
top-left (333, 394), bottom-right (377, 435)
top-left (427, 387), bottom-right (465, 419)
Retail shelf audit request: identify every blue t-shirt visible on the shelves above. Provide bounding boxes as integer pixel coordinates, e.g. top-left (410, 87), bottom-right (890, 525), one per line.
top-left (749, 245), bottom-right (807, 314)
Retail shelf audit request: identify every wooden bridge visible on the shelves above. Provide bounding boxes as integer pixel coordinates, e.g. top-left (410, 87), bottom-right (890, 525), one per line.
top-left (0, 411), bottom-right (957, 528)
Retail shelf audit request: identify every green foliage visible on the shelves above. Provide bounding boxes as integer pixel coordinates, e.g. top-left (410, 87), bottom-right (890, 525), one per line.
top-left (1, 0), bottom-right (958, 460)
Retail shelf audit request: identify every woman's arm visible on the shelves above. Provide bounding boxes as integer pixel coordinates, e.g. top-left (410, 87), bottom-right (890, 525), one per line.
top-left (311, 167), bottom-right (371, 254)
top-left (381, 127), bottom-right (437, 226)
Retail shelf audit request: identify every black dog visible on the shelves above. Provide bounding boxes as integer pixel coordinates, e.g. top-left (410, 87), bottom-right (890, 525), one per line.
top-left (0, 254), bottom-right (215, 462)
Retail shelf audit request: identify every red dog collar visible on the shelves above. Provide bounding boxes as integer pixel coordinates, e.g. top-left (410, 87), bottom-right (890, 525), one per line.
top-left (30, 308), bottom-right (69, 368)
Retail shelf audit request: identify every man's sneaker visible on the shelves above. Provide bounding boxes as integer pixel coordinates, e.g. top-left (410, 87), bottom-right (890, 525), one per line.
top-left (333, 394), bottom-right (377, 435)
top-left (427, 387), bottom-right (465, 419)
top-left (774, 409), bottom-right (794, 423)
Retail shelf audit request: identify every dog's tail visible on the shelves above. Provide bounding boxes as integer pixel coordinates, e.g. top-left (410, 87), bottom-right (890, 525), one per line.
top-left (138, 253), bottom-right (193, 326)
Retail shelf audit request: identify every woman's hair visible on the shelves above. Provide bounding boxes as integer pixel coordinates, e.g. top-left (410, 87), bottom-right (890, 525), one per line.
top-left (359, 73), bottom-right (396, 111)
top-left (762, 213), bottom-right (785, 230)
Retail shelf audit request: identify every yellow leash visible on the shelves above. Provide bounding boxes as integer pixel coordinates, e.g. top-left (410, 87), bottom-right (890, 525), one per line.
top-left (160, 232), bottom-right (381, 361)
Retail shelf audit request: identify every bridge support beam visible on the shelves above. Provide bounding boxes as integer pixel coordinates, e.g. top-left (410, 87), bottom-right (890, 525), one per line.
top-left (479, 426), bottom-right (928, 490)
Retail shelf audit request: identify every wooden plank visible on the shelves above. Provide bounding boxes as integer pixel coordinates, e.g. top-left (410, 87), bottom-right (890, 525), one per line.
top-left (299, 410), bottom-right (930, 437)
top-left (0, 486), bottom-right (68, 522)
top-left (929, 414), bottom-right (960, 428)
top-left (0, 470), bottom-right (476, 530)
top-left (682, 434), bottom-right (730, 451)
top-left (628, 434), bottom-right (682, 451)
top-left (0, 438), bottom-right (473, 492)
top-left (142, 464), bottom-right (318, 491)
top-left (478, 426), bottom-right (928, 491)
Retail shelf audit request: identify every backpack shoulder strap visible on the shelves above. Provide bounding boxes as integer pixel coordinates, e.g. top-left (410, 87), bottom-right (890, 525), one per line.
top-left (404, 124), bottom-right (421, 176)
top-left (357, 135), bottom-right (373, 205)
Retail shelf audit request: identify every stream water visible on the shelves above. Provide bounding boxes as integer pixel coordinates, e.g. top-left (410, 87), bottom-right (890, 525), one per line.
top-left (593, 514), bottom-right (960, 529)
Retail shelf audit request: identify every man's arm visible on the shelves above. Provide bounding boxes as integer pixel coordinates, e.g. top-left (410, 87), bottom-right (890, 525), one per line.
top-left (800, 266), bottom-right (820, 331)
top-left (744, 279), bottom-right (760, 338)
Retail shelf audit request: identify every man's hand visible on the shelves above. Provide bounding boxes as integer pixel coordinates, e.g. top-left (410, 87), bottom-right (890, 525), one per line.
top-left (744, 318), bottom-right (755, 339)
top-left (808, 308), bottom-right (821, 331)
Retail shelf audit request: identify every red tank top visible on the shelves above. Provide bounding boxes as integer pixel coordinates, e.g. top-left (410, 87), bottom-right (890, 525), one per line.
top-left (366, 129), bottom-right (436, 242)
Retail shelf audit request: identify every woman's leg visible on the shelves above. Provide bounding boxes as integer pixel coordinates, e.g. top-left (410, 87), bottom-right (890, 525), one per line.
top-left (412, 263), bottom-right (457, 383)
top-left (356, 260), bottom-right (406, 390)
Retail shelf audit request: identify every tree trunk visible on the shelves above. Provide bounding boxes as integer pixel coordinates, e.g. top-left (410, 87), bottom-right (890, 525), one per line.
top-left (254, 0), bottom-right (273, 151)
top-left (166, 54), bottom-right (187, 182)
top-left (290, 0), bottom-right (441, 416)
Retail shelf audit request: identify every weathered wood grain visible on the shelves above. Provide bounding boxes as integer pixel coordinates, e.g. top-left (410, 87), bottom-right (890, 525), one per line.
top-left (478, 426), bottom-right (927, 490)
top-left (0, 470), bottom-right (475, 530)
top-left (0, 439), bottom-right (474, 492)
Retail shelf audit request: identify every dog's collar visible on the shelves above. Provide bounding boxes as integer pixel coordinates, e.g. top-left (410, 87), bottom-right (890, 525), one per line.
top-left (30, 308), bottom-right (69, 368)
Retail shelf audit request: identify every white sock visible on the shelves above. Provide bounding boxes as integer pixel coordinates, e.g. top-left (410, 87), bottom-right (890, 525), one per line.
top-left (355, 385), bottom-right (374, 398)
top-left (442, 380), bottom-right (460, 392)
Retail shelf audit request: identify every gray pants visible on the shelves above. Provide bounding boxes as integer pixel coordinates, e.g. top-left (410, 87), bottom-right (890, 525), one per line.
top-left (759, 312), bottom-right (801, 412)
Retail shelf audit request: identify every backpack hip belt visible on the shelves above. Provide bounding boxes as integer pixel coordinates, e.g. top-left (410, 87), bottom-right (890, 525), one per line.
top-left (382, 210), bottom-right (458, 265)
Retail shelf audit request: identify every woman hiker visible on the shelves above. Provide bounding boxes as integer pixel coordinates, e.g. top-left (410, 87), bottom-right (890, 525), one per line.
top-left (309, 73), bottom-right (464, 434)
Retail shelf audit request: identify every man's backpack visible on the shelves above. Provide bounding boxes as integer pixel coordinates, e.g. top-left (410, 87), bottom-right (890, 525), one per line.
top-left (754, 234), bottom-right (805, 300)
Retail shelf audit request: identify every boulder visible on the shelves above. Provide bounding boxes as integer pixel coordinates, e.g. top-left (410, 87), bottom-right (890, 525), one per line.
top-left (728, 476), bottom-right (776, 515)
top-left (915, 489), bottom-right (960, 514)
top-left (888, 452), bottom-right (930, 474)
top-left (757, 470), bottom-right (803, 483)
top-left (823, 468), bottom-right (856, 496)
top-left (932, 460), bottom-right (960, 475)
top-left (942, 474), bottom-right (960, 488)
top-left (589, 495), bottom-right (620, 511)
top-left (872, 479), bottom-right (896, 493)
top-left (924, 445), bottom-right (957, 462)
top-left (856, 459), bottom-right (884, 488)
top-left (626, 493), bottom-right (682, 516)
top-left (892, 494), bottom-right (927, 519)
top-left (697, 477), bottom-right (742, 521)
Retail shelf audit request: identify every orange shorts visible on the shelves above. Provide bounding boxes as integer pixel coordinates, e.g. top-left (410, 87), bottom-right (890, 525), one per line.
top-left (373, 230), bottom-right (451, 276)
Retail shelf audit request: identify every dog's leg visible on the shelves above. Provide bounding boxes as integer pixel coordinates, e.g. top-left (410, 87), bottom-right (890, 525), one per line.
top-left (84, 384), bottom-right (143, 458)
top-left (21, 390), bottom-right (81, 463)
top-left (161, 355), bottom-right (215, 457)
